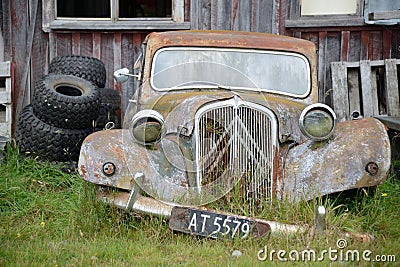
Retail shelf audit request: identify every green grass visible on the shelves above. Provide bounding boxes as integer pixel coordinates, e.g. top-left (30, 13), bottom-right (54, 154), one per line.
top-left (1, 145), bottom-right (399, 266)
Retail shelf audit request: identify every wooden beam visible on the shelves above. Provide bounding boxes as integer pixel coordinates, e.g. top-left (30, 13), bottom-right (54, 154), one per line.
top-left (369, 10), bottom-right (400, 21)
top-left (384, 59), bottom-right (400, 116)
top-left (347, 69), bottom-right (361, 117)
top-left (16, 0), bottom-right (38, 123)
top-left (285, 18), bottom-right (364, 28)
top-left (331, 62), bottom-right (349, 122)
top-left (360, 60), bottom-right (379, 118)
top-left (50, 20), bottom-right (190, 30)
top-left (346, 59), bottom-right (400, 68)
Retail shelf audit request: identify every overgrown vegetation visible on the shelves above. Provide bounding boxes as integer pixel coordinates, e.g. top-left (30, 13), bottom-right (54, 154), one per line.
top-left (1, 145), bottom-right (399, 266)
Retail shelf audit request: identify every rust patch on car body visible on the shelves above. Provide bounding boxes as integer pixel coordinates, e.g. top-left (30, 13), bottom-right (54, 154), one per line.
top-left (284, 118), bottom-right (390, 201)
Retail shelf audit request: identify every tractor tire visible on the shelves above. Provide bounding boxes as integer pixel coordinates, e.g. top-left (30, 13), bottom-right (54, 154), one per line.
top-left (16, 105), bottom-right (92, 162)
top-left (49, 55), bottom-right (107, 88)
top-left (99, 88), bottom-right (121, 110)
top-left (32, 74), bottom-right (100, 129)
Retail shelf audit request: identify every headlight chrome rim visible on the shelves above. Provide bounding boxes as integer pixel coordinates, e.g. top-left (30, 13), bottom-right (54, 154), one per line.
top-left (299, 103), bottom-right (337, 141)
top-left (130, 109), bottom-right (165, 144)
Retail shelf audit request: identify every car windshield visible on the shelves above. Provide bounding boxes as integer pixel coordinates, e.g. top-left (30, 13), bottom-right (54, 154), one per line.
top-left (151, 47), bottom-right (311, 97)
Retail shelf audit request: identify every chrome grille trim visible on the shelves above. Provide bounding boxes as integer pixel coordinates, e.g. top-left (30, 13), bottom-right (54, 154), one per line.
top-left (194, 97), bottom-right (278, 203)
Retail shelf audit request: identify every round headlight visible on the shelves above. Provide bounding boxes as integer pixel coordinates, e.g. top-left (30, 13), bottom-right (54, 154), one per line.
top-left (130, 110), bottom-right (164, 144)
top-left (299, 104), bottom-right (336, 141)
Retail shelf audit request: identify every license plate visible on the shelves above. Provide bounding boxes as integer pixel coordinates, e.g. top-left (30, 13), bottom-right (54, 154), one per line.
top-left (169, 207), bottom-right (270, 239)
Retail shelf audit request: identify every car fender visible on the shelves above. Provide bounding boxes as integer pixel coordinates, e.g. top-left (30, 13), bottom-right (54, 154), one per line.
top-left (283, 118), bottom-right (391, 201)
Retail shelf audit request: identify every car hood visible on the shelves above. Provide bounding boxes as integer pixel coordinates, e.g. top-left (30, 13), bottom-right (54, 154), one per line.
top-left (125, 91), bottom-right (309, 143)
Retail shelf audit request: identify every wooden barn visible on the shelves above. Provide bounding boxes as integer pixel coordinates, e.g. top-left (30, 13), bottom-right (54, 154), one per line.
top-left (0, 0), bottom-right (399, 145)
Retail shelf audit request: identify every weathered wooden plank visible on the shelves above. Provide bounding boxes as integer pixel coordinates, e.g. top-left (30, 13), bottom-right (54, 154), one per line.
top-left (369, 31), bottom-right (382, 61)
top-left (120, 33), bottom-right (135, 119)
top-left (270, 0), bottom-right (278, 34)
top-left (93, 33), bottom-right (101, 59)
top-left (16, 0), bottom-right (38, 124)
top-left (360, 60), bottom-right (379, 118)
top-left (237, 0), bottom-right (251, 31)
top-left (173, 0), bottom-right (185, 22)
top-left (215, 0), bottom-right (231, 30)
top-left (113, 32), bottom-right (122, 91)
top-left (55, 33), bottom-right (72, 56)
top-left (49, 20), bottom-right (190, 30)
top-left (340, 31), bottom-right (350, 61)
top-left (254, 0), bottom-right (274, 33)
top-left (347, 69), bottom-right (361, 118)
top-left (285, 18), bottom-right (365, 28)
top-left (383, 31), bottom-right (392, 60)
top-left (80, 33), bottom-right (93, 57)
top-left (41, 0), bottom-right (55, 32)
top-left (231, 0), bottom-right (239, 30)
top-left (31, 1), bottom-right (48, 92)
top-left (100, 33), bottom-right (114, 88)
top-left (369, 10), bottom-right (400, 21)
top-left (346, 59), bottom-right (400, 68)
top-left (0, 62), bottom-right (11, 77)
top-left (384, 59), bottom-right (400, 117)
top-left (49, 31), bottom-right (55, 62)
top-left (184, 0), bottom-right (191, 22)
top-left (392, 30), bottom-right (400, 59)
top-left (198, 0), bottom-right (211, 30)
top-left (2, 0), bottom-right (12, 60)
top-left (10, 0), bottom-right (28, 111)
top-left (278, 0), bottom-right (290, 35)
top-left (210, 0), bottom-right (217, 29)
top-left (348, 31), bottom-right (361, 62)
top-left (190, 0), bottom-right (199, 29)
top-left (361, 31), bottom-right (370, 60)
top-left (250, 0), bottom-right (258, 32)
top-left (331, 62), bottom-right (349, 122)
top-left (72, 32), bottom-right (80, 55)
top-left (318, 31), bottom-right (327, 103)
top-left (324, 33), bottom-right (341, 106)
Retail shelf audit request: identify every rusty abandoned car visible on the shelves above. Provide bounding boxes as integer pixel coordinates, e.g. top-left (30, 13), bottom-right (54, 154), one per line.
top-left (78, 30), bottom-right (390, 239)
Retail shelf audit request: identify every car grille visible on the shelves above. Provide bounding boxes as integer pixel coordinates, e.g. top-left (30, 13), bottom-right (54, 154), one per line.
top-left (195, 98), bottom-right (278, 205)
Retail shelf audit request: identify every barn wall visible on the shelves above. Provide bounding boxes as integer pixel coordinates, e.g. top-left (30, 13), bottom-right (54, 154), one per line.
top-left (190, 0), bottom-right (278, 33)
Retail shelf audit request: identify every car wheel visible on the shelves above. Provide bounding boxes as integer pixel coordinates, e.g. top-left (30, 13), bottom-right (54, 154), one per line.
top-left (32, 74), bottom-right (100, 129)
top-left (16, 105), bottom-right (93, 162)
top-left (99, 88), bottom-right (121, 110)
top-left (49, 55), bottom-right (107, 88)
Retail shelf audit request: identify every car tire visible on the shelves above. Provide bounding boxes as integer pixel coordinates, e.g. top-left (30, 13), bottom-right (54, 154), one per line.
top-left (49, 55), bottom-right (107, 88)
top-left (16, 105), bottom-right (93, 162)
top-left (99, 88), bottom-right (121, 110)
top-left (32, 74), bottom-right (100, 129)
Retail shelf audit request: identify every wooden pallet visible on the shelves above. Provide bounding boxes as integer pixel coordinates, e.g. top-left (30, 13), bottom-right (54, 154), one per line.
top-left (331, 59), bottom-right (400, 130)
top-left (0, 61), bottom-right (12, 149)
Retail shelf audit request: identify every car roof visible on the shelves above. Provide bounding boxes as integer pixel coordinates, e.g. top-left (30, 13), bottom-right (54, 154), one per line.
top-left (145, 30), bottom-right (316, 61)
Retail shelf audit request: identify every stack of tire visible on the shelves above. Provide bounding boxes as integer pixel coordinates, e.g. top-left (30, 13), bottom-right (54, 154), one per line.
top-left (16, 55), bottom-right (121, 162)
